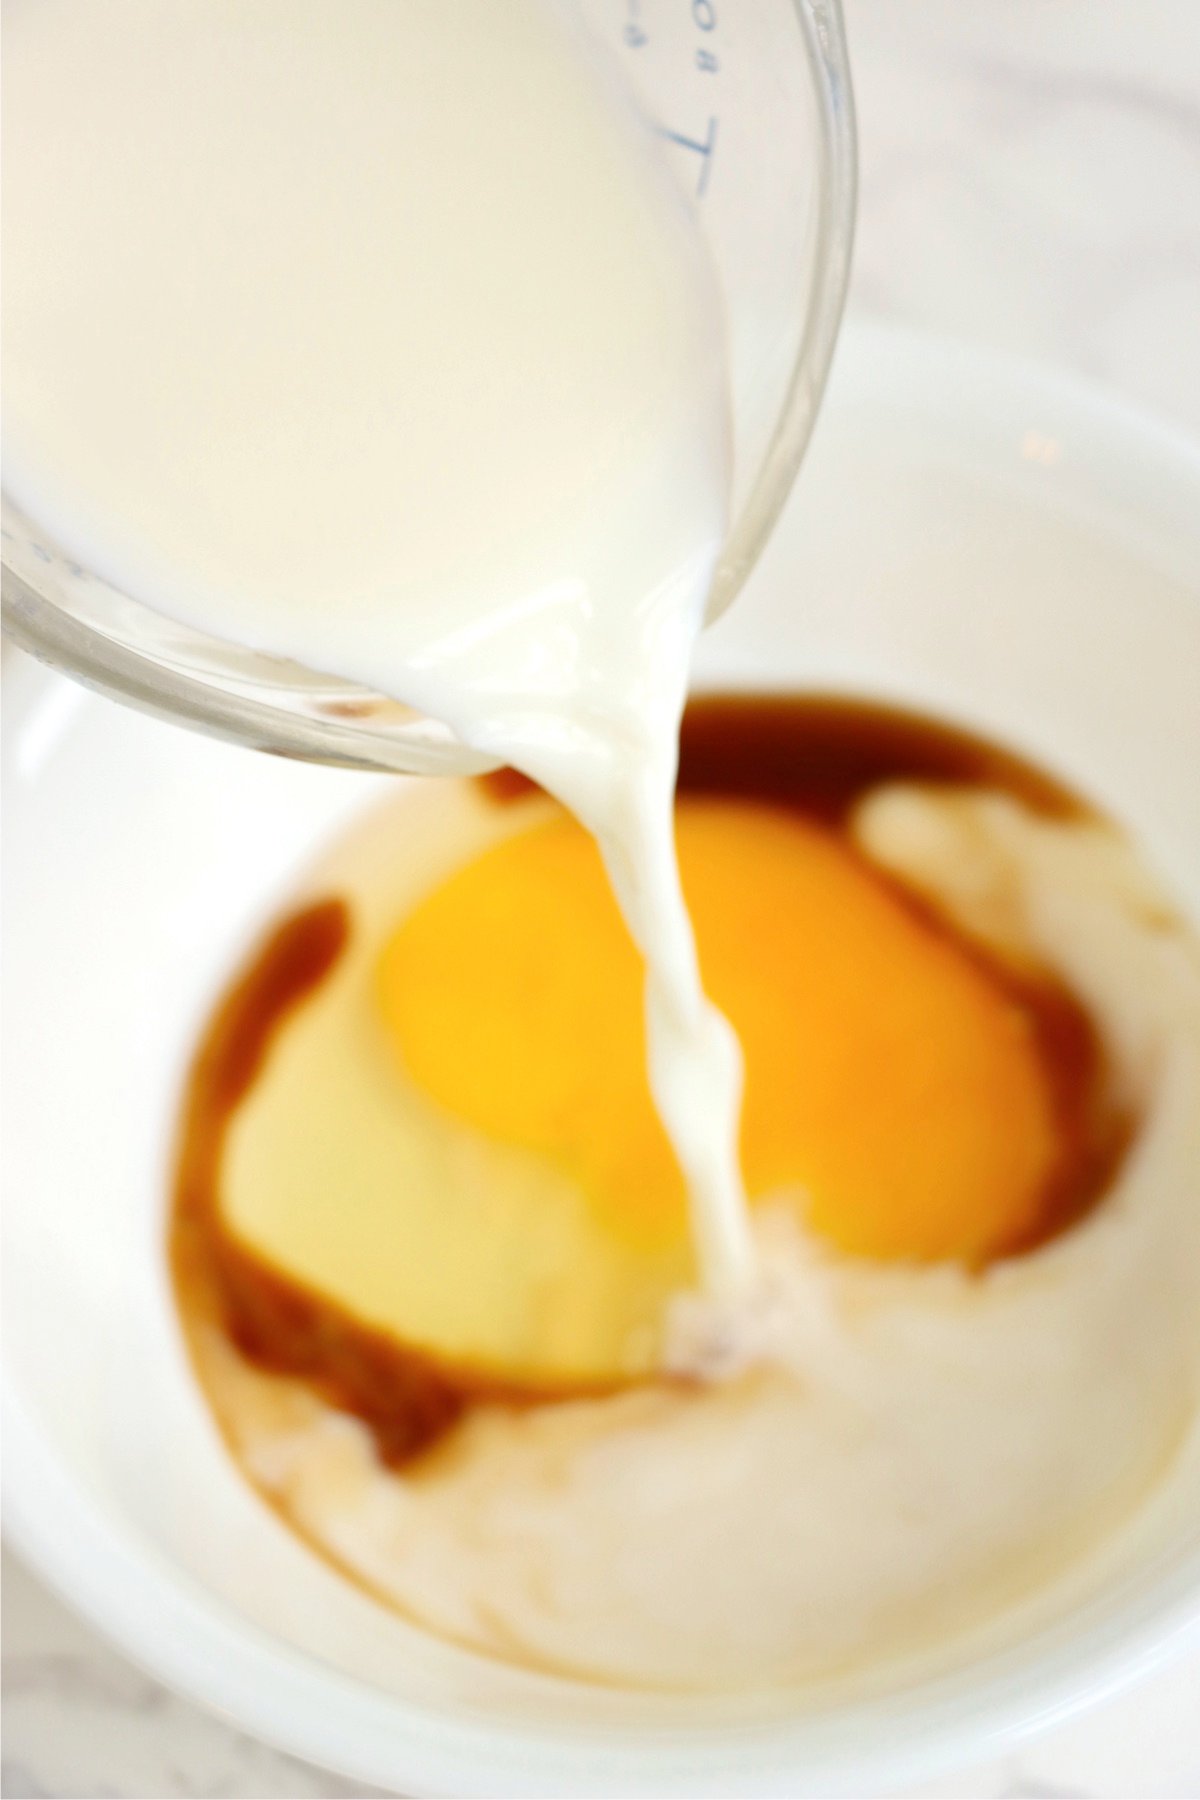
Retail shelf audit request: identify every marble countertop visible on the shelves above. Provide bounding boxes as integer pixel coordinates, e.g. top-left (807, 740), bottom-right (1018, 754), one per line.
top-left (4, 2), bottom-right (1199, 1795)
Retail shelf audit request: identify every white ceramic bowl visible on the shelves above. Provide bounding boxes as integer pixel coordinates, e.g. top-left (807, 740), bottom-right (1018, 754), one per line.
top-left (4, 326), bottom-right (1200, 1797)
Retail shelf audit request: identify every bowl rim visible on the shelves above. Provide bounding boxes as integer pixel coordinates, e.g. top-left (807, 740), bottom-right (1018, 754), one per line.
top-left (4, 323), bottom-right (1200, 1798)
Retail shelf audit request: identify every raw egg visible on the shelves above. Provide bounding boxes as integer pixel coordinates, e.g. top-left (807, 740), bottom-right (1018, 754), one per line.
top-left (215, 794), bottom-right (1069, 1394)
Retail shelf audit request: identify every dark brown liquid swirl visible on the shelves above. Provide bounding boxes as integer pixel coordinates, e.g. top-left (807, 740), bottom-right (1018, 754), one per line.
top-left (173, 695), bottom-right (1128, 1466)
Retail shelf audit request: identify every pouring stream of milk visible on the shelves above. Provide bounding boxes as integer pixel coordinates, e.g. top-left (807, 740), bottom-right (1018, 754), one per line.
top-left (3, 0), bottom-right (755, 1296)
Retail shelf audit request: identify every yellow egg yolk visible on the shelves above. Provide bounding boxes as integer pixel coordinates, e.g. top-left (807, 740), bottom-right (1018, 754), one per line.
top-left (378, 798), bottom-right (1062, 1266)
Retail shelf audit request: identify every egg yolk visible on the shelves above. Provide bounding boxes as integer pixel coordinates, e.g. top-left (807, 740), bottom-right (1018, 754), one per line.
top-left (378, 799), bottom-right (1061, 1265)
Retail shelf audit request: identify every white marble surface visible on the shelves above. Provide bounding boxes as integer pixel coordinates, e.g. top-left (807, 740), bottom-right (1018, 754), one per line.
top-left (4, 2), bottom-right (1200, 1795)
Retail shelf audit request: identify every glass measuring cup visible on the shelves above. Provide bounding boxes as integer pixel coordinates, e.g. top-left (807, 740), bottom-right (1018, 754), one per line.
top-left (1, 0), bottom-right (856, 777)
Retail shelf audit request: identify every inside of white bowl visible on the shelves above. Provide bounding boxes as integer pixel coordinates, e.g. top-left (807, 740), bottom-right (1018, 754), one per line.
top-left (4, 327), bottom-right (1200, 1797)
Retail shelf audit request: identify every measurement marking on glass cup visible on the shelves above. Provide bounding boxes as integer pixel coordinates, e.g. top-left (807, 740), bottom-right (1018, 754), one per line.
top-left (656, 116), bottom-right (718, 195)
